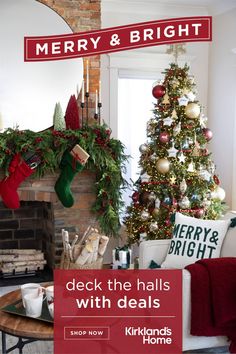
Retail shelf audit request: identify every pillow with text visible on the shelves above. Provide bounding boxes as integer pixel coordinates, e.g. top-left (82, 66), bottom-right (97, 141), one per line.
top-left (161, 212), bottom-right (230, 269)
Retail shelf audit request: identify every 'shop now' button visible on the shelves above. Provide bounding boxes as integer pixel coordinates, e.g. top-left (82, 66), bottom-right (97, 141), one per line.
top-left (64, 327), bottom-right (110, 340)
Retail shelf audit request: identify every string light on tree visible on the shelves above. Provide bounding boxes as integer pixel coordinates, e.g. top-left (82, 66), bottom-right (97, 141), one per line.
top-left (124, 55), bottom-right (225, 244)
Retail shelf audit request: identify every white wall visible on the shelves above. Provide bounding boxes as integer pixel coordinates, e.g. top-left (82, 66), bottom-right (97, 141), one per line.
top-left (208, 9), bottom-right (236, 208)
top-left (101, 0), bottom-right (210, 136)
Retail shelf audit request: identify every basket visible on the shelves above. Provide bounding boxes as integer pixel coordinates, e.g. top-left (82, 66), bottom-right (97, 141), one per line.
top-left (60, 250), bottom-right (103, 270)
top-left (68, 256), bottom-right (103, 269)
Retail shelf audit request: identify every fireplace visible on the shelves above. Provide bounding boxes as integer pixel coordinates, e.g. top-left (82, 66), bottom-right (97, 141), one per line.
top-left (0, 170), bottom-right (98, 271)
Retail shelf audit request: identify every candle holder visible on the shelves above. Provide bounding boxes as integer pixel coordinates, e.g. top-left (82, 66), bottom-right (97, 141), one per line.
top-left (98, 102), bottom-right (102, 125)
top-left (79, 88), bottom-right (102, 126)
top-left (80, 102), bottom-right (85, 126)
top-left (85, 92), bottom-right (89, 126)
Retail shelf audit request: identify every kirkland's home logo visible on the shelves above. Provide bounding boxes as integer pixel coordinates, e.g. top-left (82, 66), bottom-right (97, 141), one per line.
top-left (24, 16), bottom-right (212, 61)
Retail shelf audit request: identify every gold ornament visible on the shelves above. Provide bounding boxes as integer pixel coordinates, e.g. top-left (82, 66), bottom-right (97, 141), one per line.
top-left (185, 102), bottom-right (200, 119)
top-left (172, 78), bottom-right (179, 89)
top-left (162, 93), bottom-right (170, 105)
top-left (152, 208), bottom-right (160, 219)
top-left (156, 158), bottom-right (170, 174)
top-left (170, 176), bottom-right (176, 184)
top-left (182, 88), bottom-right (189, 96)
top-left (171, 109), bottom-right (178, 119)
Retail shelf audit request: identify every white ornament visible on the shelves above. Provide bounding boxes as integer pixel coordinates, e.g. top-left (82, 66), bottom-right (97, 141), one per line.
top-left (173, 122), bottom-right (181, 136)
top-left (180, 179), bottom-right (187, 194)
top-left (178, 151), bottom-right (186, 163)
top-left (187, 162), bottom-right (195, 172)
top-left (178, 96), bottom-right (189, 106)
top-left (167, 144), bottom-right (178, 158)
top-left (199, 169), bottom-right (212, 182)
top-left (155, 198), bottom-right (161, 208)
top-left (199, 114), bottom-right (208, 128)
top-left (139, 233), bottom-right (147, 242)
top-left (163, 117), bottom-right (173, 126)
top-left (211, 186), bottom-right (226, 201)
top-left (186, 91), bottom-right (196, 102)
top-left (141, 172), bottom-right (150, 183)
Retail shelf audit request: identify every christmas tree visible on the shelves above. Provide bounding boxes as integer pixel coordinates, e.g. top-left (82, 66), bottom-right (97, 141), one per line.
top-left (124, 63), bottom-right (225, 244)
top-left (53, 102), bottom-right (65, 130)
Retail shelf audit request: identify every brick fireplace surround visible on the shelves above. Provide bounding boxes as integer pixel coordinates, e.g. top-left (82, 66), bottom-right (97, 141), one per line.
top-left (0, 171), bottom-right (98, 269)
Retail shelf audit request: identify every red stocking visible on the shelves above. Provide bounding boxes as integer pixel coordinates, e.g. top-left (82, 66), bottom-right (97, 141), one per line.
top-left (0, 154), bottom-right (35, 209)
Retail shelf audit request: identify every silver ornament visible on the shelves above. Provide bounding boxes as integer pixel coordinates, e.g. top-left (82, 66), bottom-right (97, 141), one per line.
top-left (150, 153), bottom-right (157, 162)
top-left (173, 122), bottom-right (181, 136)
top-left (188, 75), bottom-right (195, 84)
top-left (202, 198), bottom-right (211, 208)
top-left (208, 161), bottom-right (215, 174)
top-left (179, 196), bottom-right (190, 209)
top-left (149, 222), bottom-right (159, 232)
top-left (141, 172), bottom-right (150, 182)
top-left (140, 210), bottom-right (150, 220)
top-left (148, 192), bottom-right (156, 202)
top-left (180, 179), bottom-right (187, 194)
top-left (139, 144), bottom-right (149, 153)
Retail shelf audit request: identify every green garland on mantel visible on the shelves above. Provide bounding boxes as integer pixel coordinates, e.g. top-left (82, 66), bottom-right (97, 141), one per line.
top-left (0, 125), bottom-right (129, 236)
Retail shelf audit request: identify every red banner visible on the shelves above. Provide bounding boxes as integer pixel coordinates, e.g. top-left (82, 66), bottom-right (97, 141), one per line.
top-left (54, 269), bottom-right (182, 354)
top-left (24, 16), bottom-right (211, 62)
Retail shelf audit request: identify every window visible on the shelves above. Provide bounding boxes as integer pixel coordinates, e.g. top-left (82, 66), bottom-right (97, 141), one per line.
top-left (118, 77), bottom-right (158, 209)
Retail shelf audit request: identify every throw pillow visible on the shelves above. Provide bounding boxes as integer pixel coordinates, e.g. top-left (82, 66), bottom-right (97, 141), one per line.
top-left (161, 212), bottom-right (230, 269)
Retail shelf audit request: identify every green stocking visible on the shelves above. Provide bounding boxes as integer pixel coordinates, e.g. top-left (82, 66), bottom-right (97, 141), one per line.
top-left (55, 150), bottom-right (84, 208)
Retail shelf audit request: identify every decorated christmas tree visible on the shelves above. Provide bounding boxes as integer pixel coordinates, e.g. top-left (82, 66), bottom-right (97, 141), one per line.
top-left (124, 63), bottom-right (225, 244)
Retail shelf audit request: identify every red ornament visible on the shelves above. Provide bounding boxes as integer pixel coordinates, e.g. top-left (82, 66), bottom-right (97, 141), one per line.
top-left (152, 85), bottom-right (166, 99)
top-left (132, 191), bottom-right (139, 203)
top-left (213, 175), bottom-right (220, 185)
top-left (165, 218), bottom-right (171, 226)
top-left (202, 128), bottom-right (213, 141)
top-left (172, 198), bottom-right (178, 208)
top-left (159, 132), bottom-right (170, 143)
top-left (195, 209), bottom-right (205, 218)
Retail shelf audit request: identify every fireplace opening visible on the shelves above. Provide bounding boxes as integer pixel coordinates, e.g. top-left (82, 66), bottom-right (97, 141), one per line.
top-left (0, 201), bottom-right (54, 286)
